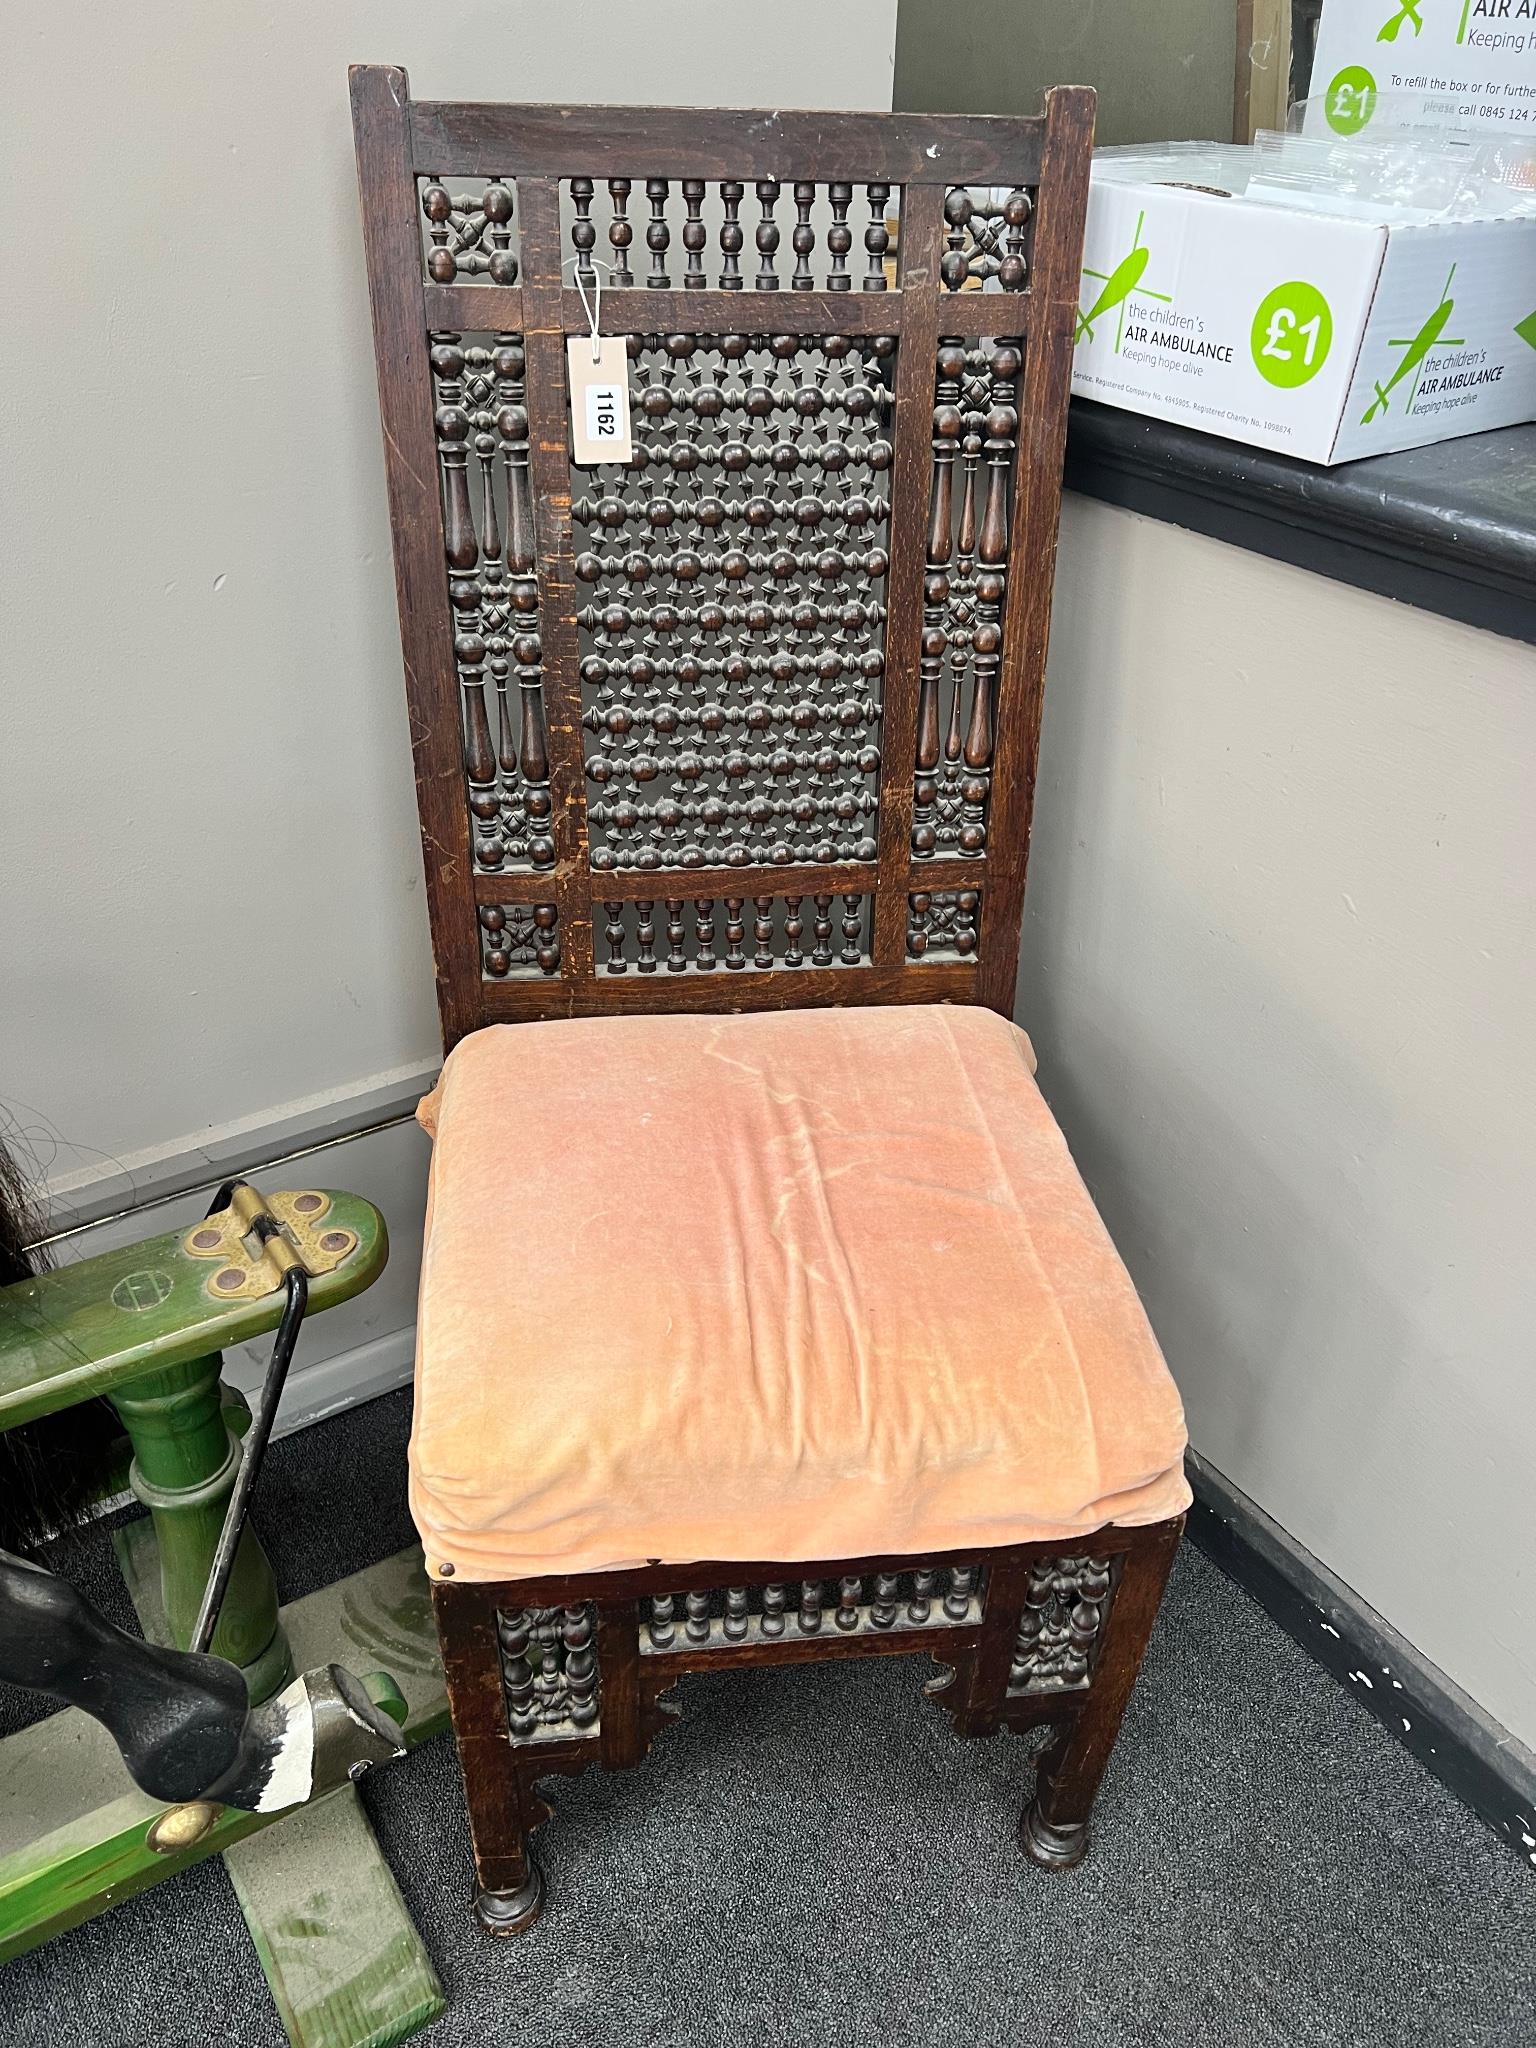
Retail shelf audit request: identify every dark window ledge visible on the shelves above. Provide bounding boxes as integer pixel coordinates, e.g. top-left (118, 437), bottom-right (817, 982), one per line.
top-left (1063, 401), bottom-right (1536, 648)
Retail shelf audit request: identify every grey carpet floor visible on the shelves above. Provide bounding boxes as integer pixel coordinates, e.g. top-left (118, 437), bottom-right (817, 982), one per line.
top-left (5, 1389), bottom-right (1533, 2048)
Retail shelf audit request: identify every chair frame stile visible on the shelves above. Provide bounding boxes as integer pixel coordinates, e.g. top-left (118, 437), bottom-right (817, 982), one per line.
top-left (351, 64), bottom-right (1184, 1933)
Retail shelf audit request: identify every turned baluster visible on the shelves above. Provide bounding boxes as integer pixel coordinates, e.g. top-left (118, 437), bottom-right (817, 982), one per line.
top-left (840, 893), bottom-right (862, 964)
top-left (694, 898), bottom-right (717, 969)
top-left (515, 627), bottom-right (554, 871)
top-left (909, 1570), bottom-right (939, 1624)
top-left (563, 1607), bottom-right (599, 1728)
top-left (723, 897), bottom-right (747, 968)
top-left (724, 1588), bottom-right (749, 1642)
top-left (665, 898), bottom-right (687, 971)
top-left (753, 179), bottom-right (780, 290)
top-left (940, 187), bottom-right (973, 290)
top-left (635, 899), bottom-right (657, 972)
top-left (752, 895), bottom-right (774, 969)
top-left (608, 178), bottom-right (633, 287)
top-left (908, 890), bottom-right (932, 959)
top-left (571, 176), bottom-right (597, 287)
top-left (498, 1610), bottom-right (538, 1736)
top-left (953, 888), bottom-right (980, 957)
top-left (761, 1584), bottom-right (786, 1637)
top-left (827, 183), bottom-right (853, 290)
top-left (532, 901), bottom-right (560, 976)
top-left (791, 182), bottom-right (815, 290)
top-left (422, 181), bottom-right (455, 280)
top-left (871, 1575), bottom-right (900, 1629)
top-left (719, 181), bottom-right (744, 290)
top-left (1000, 187), bottom-right (1032, 291)
top-left (783, 895), bottom-right (804, 966)
top-left (645, 178), bottom-right (671, 287)
top-left (649, 1594), bottom-right (677, 1649)
top-left (863, 183), bottom-right (891, 291)
top-left (812, 894), bottom-right (834, 966)
top-left (681, 180), bottom-right (707, 289)
top-left (798, 1581), bottom-right (824, 1634)
top-left (945, 1566), bottom-right (977, 1621)
top-left (603, 902), bottom-right (627, 973)
top-left (685, 1591), bottom-right (711, 1643)
top-left (835, 1578), bottom-right (862, 1631)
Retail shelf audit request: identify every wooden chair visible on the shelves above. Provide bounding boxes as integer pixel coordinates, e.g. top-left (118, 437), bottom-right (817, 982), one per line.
top-left (350, 66), bottom-right (1189, 1934)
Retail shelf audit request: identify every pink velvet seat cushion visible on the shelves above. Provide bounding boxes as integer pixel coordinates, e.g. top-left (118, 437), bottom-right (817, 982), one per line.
top-left (410, 1004), bottom-right (1189, 1581)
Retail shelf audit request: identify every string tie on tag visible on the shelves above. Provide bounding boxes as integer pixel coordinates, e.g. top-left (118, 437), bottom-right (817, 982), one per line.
top-left (565, 254), bottom-right (614, 364)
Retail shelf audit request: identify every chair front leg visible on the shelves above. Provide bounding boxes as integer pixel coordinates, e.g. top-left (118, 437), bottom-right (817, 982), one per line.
top-left (1022, 1517), bottom-right (1183, 1869)
top-left (433, 1584), bottom-right (546, 1931)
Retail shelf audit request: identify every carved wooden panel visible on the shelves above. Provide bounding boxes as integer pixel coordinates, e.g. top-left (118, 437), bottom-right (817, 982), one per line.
top-left (1006, 1555), bottom-right (1115, 1695)
top-left (907, 888), bottom-right (980, 962)
top-left (419, 177), bottom-right (522, 284)
top-left (479, 903), bottom-right (560, 980)
top-left (940, 186), bottom-right (1036, 293)
top-left (497, 1604), bottom-right (600, 1742)
top-left (912, 336), bottom-right (1022, 866)
top-left (353, 70), bottom-right (1095, 1041)
top-left (575, 331), bottom-right (895, 875)
top-left (427, 332), bottom-right (553, 876)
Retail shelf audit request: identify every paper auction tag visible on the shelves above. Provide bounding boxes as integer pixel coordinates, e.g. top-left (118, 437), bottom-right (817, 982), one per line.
top-left (567, 334), bottom-right (633, 465)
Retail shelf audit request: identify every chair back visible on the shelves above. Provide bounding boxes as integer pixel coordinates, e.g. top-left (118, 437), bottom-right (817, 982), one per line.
top-left (351, 68), bottom-right (1094, 1046)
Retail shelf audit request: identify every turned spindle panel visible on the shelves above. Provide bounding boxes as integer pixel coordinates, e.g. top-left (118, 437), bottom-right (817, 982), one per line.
top-left (427, 331), bottom-right (554, 877)
top-left (355, 74), bottom-right (1095, 1040)
top-left (641, 1564), bottom-right (983, 1651)
top-left (496, 1603), bottom-right (601, 1741)
top-left (1006, 1556), bottom-right (1116, 1695)
top-left (598, 891), bottom-right (871, 975)
top-left (911, 334), bottom-right (1023, 867)
top-left (562, 178), bottom-right (901, 295)
top-left (575, 330), bottom-right (895, 876)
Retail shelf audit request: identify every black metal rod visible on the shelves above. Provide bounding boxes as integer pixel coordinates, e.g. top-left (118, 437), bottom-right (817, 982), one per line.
top-left (190, 1261), bottom-right (309, 1657)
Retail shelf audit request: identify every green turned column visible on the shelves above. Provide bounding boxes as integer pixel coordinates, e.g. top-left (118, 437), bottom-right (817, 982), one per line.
top-left (110, 1351), bottom-right (293, 1701)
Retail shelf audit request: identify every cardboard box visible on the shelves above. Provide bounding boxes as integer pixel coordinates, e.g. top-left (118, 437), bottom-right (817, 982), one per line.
top-left (1306, 0), bottom-right (1536, 139)
top-left (1069, 158), bottom-right (1536, 462)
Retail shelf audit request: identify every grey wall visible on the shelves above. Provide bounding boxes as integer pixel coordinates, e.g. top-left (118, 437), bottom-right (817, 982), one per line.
top-left (0, 0), bottom-right (898, 1206)
top-left (1020, 497), bottom-right (1536, 1745)
top-left (894, 0), bottom-right (1237, 145)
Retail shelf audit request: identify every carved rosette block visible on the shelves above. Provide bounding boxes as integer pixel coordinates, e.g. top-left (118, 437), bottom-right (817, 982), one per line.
top-left (496, 1603), bottom-right (601, 1742)
top-left (572, 330), bottom-right (896, 874)
top-left (907, 890), bottom-right (980, 962)
top-left (640, 1566), bottom-right (982, 1651)
top-left (429, 331), bottom-right (553, 877)
top-left (419, 177), bottom-right (521, 285)
top-left (912, 335), bottom-right (1021, 862)
top-left (479, 903), bottom-right (560, 980)
top-left (939, 186), bottom-right (1034, 293)
top-left (1006, 1556), bottom-right (1115, 1695)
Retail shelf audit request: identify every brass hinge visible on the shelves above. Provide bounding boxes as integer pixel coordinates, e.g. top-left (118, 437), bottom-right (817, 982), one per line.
top-left (181, 1187), bottom-right (358, 1301)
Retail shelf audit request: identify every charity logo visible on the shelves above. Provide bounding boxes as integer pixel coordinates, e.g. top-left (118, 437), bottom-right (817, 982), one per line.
top-left (1325, 64), bottom-right (1378, 133)
top-left (1377, 0), bottom-right (1425, 40)
top-left (1362, 264), bottom-right (1463, 421)
top-left (1075, 209), bottom-right (1173, 354)
top-left (1250, 281), bottom-right (1335, 389)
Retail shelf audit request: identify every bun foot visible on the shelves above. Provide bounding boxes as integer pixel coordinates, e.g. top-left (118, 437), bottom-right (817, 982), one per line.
top-left (1020, 1799), bottom-right (1089, 1870)
top-left (473, 1864), bottom-right (545, 1934)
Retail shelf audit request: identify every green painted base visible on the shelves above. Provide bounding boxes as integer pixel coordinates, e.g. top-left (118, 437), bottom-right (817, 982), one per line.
top-left (113, 1517), bottom-right (294, 1701)
top-left (0, 1544), bottom-right (448, 2048)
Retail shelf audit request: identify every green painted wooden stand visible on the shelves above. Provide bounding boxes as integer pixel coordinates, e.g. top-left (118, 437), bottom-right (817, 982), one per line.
top-left (0, 1190), bottom-right (449, 2048)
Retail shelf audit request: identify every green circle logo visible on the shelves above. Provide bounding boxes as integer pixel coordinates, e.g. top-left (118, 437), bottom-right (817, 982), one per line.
top-left (1251, 281), bottom-right (1335, 388)
top-left (1325, 65), bottom-right (1377, 134)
